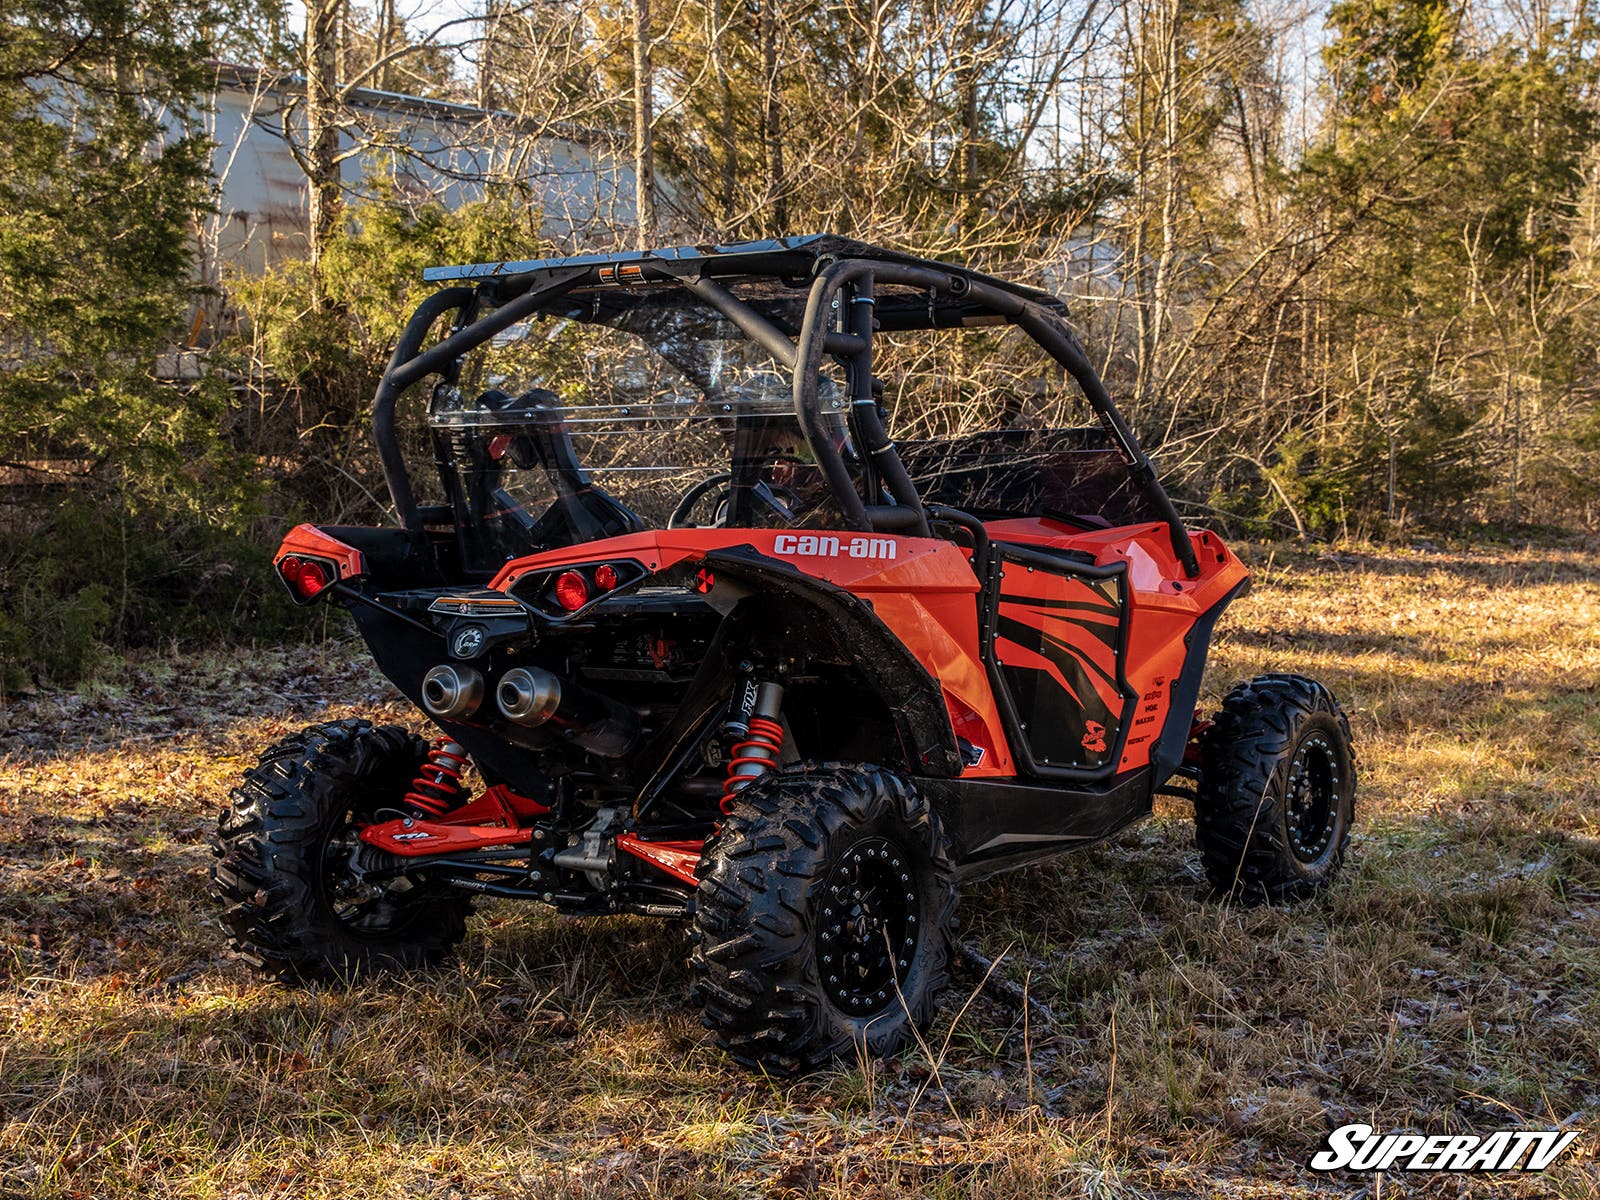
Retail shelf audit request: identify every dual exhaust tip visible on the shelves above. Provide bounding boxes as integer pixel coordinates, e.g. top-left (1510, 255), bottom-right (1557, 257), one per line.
top-left (421, 664), bottom-right (559, 724)
top-left (421, 663), bottom-right (485, 720)
top-left (496, 667), bottom-right (563, 725)
top-left (420, 663), bottom-right (638, 757)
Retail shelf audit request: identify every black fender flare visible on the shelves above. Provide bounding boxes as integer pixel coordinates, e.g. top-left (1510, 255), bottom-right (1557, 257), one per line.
top-left (1148, 575), bottom-right (1252, 789)
top-left (702, 545), bottom-right (963, 777)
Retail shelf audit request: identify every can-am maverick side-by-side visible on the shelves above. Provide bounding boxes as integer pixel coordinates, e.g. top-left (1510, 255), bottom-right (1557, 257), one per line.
top-left (211, 236), bottom-right (1356, 1072)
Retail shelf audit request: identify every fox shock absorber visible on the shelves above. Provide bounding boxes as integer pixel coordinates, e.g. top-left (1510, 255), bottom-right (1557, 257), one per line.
top-left (404, 738), bottom-right (470, 816)
top-left (720, 680), bottom-right (785, 815)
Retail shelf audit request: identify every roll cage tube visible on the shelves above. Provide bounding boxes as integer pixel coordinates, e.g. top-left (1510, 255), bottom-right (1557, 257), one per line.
top-left (374, 251), bottom-right (1198, 577)
top-left (790, 259), bottom-right (1200, 577)
top-left (372, 266), bottom-right (592, 536)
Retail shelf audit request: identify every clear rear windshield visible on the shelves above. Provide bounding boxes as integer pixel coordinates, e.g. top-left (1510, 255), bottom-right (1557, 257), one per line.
top-left (426, 287), bottom-right (852, 573)
top-left (415, 276), bottom-right (1156, 575)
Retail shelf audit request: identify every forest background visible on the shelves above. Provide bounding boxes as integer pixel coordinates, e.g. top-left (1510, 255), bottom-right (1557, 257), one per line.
top-left (4, 0), bottom-right (1599, 684)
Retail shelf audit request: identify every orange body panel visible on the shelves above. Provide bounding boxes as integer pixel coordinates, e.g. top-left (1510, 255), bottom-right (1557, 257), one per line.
top-left (484, 522), bottom-right (1249, 780)
top-left (986, 521), bottom-right (1248, 772)
top-left (275, 523), bottom-right (366, 581)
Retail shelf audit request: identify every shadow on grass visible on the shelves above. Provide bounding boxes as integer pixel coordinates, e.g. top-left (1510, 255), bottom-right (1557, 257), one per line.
top-left (3, 796), bottom-right (1597, 1198)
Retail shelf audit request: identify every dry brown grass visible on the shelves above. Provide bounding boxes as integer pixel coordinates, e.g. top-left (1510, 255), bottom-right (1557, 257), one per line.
top-left (2, 541), bottom-right (1598, 1198)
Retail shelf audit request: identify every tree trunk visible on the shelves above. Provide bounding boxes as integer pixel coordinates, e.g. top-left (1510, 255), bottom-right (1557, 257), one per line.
top-left (1508, 371), bottom-right (1521, 524)
top-left (710, 0), bottom-right (736, 227)
top-left (375, 0), bottom-right (396, 92)
top-left (959, 2), bottom-right (980, 198)
top-left (305, 0), bottom-right (343, 295)
top-left (1146, 0), bottom-right (1182, 415)
top-left (1129, 1), bottom-right (1152, 419)
top-left (633, 0), bottom-right (656, 249)
top-left (478, 0), bottom-right (497, 110)
top-left (760, 0), bottom-right (786, 230)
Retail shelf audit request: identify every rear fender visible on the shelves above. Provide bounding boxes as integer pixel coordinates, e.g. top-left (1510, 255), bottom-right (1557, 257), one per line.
top-left (1146, 575), bottom-right (1251, 789)
top-left (702, 545), bottom-right (964, 777)
top-left (489, 528), bottom-right (993, 777)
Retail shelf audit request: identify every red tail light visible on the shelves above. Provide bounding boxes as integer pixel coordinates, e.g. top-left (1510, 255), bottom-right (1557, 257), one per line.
top-left (279, 555), bottom-right (333, 600)
top-left (593, 563), bottom-right (619, 591)
top-left (553, 569), bottom-right (589, 611)
top-left (295, 560), bottom-right (330, 599)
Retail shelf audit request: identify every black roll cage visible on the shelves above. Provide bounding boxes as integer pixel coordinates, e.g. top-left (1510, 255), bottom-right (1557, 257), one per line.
top-left (371, 238), bottom-right (1199, 578)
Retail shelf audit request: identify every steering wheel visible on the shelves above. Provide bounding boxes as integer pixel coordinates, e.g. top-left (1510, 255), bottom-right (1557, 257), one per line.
top-left (668, 473), bottom-right (804, 528)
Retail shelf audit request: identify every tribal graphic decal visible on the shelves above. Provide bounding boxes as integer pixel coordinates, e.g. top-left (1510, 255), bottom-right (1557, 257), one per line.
top-left (992, 556), bottom-right (1130, 769)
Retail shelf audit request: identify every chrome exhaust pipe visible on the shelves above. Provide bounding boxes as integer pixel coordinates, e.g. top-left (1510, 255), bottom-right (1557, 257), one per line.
top-left (420, 664), bottom-right (484, 720)
top-left (497, 666), bottom-right (563, 725)
top-left (497, 666), bottom-right (640, 757)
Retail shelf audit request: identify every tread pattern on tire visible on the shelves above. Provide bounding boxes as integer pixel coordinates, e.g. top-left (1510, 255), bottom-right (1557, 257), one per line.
top-left (209, 718), bottom-right (472, 981)
top-left (689, 763), bottom-right (958, 1074)
top-left (1194, 673), bottom-right (1356, 903)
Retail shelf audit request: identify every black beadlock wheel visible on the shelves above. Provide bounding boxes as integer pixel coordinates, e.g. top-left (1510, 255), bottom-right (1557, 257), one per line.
top-left (689, 764), bottom-right (958, 1074)
top-left (209, 719), bottom-right (473, 981)
top-left (1193, 674), bottom-right (1356, 902)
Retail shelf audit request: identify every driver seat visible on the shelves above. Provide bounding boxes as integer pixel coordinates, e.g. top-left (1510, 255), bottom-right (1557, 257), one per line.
top-left (484, 388), bottom-right (647, 548)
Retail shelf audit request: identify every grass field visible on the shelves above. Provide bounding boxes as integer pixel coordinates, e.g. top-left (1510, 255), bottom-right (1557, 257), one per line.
top-left (1, 542), bottom-right (1598, 1198)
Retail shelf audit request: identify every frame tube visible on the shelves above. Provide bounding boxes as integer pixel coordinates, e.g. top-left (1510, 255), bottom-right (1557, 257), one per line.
top-left (371, 268), bottom-right (591, 534)
top-left (790, 258), bottom-right (1198, 575)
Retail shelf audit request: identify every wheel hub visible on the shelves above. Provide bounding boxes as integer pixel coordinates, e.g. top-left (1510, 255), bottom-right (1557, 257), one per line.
top-left (1285, 732), bottom-right (1338, 863)
top-left (323, 824), bottom-right (403, 931)
top-left (816, 837), bottom-right (919, 1016)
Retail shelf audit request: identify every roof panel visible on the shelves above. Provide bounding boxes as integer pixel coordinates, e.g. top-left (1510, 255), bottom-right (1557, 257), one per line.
top-left (421, 235), bottom-right (837, 282)
top-left (421, 233), bottom-right (1069, 315)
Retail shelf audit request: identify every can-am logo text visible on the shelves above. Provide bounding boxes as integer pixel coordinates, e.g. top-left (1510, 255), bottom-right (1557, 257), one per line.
top-left (772, 534), bottom-right (898, 561)
top-left (1310, 1123), bottom-right (1580, 1173)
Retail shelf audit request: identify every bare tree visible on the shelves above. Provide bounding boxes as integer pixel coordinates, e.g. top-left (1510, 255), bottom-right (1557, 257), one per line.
top-left (634, 0), bottom-right (656, 246)
top-left (304, 0), bottom-right (344, 290)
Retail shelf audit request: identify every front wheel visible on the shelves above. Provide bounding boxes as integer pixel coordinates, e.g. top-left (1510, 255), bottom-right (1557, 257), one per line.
top-left (209, 719), bottom-right (473, 981)
top-left (690, 764), bottom-right (958, 1074)
top-left (1193, 674), bottom-right (1356, 902)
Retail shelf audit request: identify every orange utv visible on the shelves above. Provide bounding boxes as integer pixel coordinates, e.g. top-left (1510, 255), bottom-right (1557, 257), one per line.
top-left (212, 237), bottom-right (1355, 1072)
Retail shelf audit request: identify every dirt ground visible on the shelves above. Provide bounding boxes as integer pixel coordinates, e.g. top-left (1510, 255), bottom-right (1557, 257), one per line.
top-left (1, 542), bottom-right (1597, 1198)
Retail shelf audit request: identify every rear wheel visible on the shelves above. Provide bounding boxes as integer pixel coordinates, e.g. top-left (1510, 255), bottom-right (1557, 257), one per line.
top-left (690, 764), bottom-right (958, 1074)
top-left (1193, 675), bottom-right (1356, 902)
top-left (210, 719), bottom-right (472, 981)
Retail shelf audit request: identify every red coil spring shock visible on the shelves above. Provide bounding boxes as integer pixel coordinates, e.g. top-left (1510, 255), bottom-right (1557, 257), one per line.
top-left (404, 738), bottom-right (470, 816)
top-left (720, 716), bottom-right (785, 815)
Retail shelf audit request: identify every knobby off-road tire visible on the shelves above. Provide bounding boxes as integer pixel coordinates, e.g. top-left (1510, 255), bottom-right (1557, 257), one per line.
top-left (210, 719), bottom-right (472, 981)
top-left (690, 764), bottom-right (958, 1074)
top-left (1194, 674), bottom-right (1356, 902)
